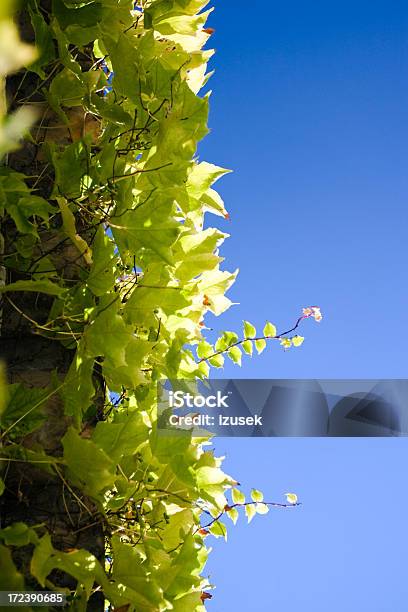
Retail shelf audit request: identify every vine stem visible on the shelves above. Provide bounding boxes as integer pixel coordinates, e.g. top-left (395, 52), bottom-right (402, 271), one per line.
top-left (199, 315), bottom-right (306, 363)
top-left (198, 500), bottom-right (302, 532)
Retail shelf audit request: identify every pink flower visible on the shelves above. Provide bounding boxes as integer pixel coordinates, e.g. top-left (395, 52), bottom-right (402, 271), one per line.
top-left (302, 306), bottom-right (322, 322)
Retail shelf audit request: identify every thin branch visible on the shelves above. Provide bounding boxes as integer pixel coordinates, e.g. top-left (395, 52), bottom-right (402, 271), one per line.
top-left (107, 162), bottom-right (173, 185)
top-left (198, 500), bottom-right (302, 532)
top-left (198, 315), bottom-right (307, 363)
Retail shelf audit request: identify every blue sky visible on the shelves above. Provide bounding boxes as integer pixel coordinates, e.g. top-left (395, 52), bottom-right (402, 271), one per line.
top-left (197, 1), bottom-right (408, 610)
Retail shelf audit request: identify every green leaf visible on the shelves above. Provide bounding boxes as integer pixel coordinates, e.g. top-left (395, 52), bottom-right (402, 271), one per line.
top-left (187, 161), bottom-right (231, 199)
top-left (50, 142), bottom-right (89, 198)
top-left (243, 320), bottom-right (256, 339)
top-left (208, 354), bottom-right (224, 368)
top-left (245, 504), bottom-right (256, 524)
top-left (256, 503), bottom-right (269, 515)
top-left (19, 195), bottom-right (54, 220)
top-left (0, 522), bottom-right (39, 546)
top-left (0, 545), bottom-right (25, 591)
top-left (29, 534), bottom-right (54, 587)
top-left (196, 466), bottom-right (231, 488)
top-left (215, 331), bottom-right (238, 352)
top-left (110, 536), bottom-right (165, 608)
top-left (154, 12), bottom-right (209, 36)
top-left (49, 67), bottom-right (87, 106)
top-left (242, 340), bottom-right (253, 356)
top-left (175, 228), bottom-right (225, 281)
top-left (285, 492), bottom-right (298, 505)
top-left (228, 345), bottom-right (242, 366)
top-left (251, 488), bottom-right (263, 502)
top-left (160, 508), bottom-right (195, 552)
top-left (209, 520), bottom-right (227, 540)
top-left (231, 488), bottom-right (245, 504)
top-left (28, 5), bottom-right (56, 78)
top-left (62, 427), bottom-right (116, 498)
top-left (110, 194), bottom-right (181, 265)
top-left (292, 335), bottom-right (305, 347)
top-left (263, 321), bottom-right (277, 337)
top-left (0, 279), bottom-right (65, 297)
top-left (226, 507), bottom-right (239, 525)
top-left (93, 411), bottom-right (149, 464)
top-left (255, 338), bottom-right (267, 354)
top-left (1, 384), bottom-right (49, 438)
top-left (58, 198), bottom-right (92, 264)
top-left (62, 344), bottom-right (95, 424)
top-left (196, 340), bottom-right (213, 359)
top-left (31, 534), bottom-right (107, 598)
top-left (87, 226), bottom-right (116, 296)
top-left (172, 592), bottom-right (204, 612)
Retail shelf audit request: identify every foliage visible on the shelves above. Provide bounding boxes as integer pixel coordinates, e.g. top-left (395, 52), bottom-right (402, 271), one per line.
top-left (0, 1), bottom-right (321, 609)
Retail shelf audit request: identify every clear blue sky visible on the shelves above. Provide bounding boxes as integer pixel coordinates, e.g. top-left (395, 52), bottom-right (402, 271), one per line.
top-left (197, 1), bottom-right (408, 610)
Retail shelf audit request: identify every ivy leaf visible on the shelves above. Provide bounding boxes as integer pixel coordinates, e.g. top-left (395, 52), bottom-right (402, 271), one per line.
top-left (256, 503), bottom-right (269, 515)
top-left (58, 198), bottom-right (92, 265)
top-left (5, 195), bottom-right (54, 236)
top-left (251, 489), bottom-right (263, 502)
top-left (31, 534), bottom-right (107, 598)
top-left (208, 354), bottom-right (224, 368)
top-left (87, 226), bottom-right (116, 296)
top-left (243, 320), bottom-right (256, 339)
top-left (109, 536), bottom-right (164, 608)
top-left (209, 520), bottom-right (227, 540)
top-left (28, 5), bottom-right (56, 78)
top-left (215, 331), bottom-right (238, 352)
top-left (292, 335), bottom-right (305, 347)
top-left (196, 340), bottom-right (213, 359)
top-left (62, 427), bottom-right (116, 498)
top-left (51, 142), bottom-right (89, 199)
top-left (263, 321), bottom-right (277, 337)
top-left (110, 195), bottom-right (181, 265)
top-left (245, 504), bottom-right (256, 524)
top-left (226, 507), bottom-right (239, 525)
top-left (62, 344), bottom-right (95, 425)
top-left (228, 346), bottom-right (242, 366)
top-left (0, 522), bottom-right (39, 546)
top-left (231, 488), bottom-right (245, 504)
top-left (187, 161), bottom-right (231, 199)
top-left (154, 12), bottom-right (209, 36)
top-left (0, 279), bottom-right (65, 297)
top-left (255, 338), bottom-right (267, 354)
top-left (242, 340), bottom-right (253, 356)
top-left (0, 384), bottom-right (49, 438)
top-left (196, 466), bottom-right (232, 488)
top-left (93, 411), bottom-right (149, 464)
top-left (285, 493), bottom-right (298, 505)
top-left (0, 545), bottom-right (25, 590)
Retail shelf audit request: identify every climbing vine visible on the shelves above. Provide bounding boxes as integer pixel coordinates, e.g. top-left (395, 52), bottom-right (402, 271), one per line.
top-left (0, 1), bottom-right (320, 609)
